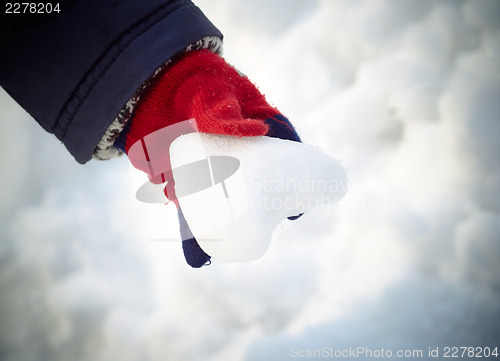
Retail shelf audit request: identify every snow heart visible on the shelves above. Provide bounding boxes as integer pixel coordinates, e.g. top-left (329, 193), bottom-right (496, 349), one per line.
top-left (169, 133), bottom-right (348, 263)
top-left (128, 122), bottom-right (347, 263)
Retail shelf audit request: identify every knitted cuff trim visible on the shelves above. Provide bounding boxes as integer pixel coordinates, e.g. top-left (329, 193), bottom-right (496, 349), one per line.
top-left (92, 35), bottom-right (223, 161)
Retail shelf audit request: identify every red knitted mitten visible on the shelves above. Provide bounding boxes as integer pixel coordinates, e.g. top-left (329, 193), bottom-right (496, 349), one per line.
top-left (125, 49), bottom-right (280, 159)
top-left (123, 49), bottom-right (286, 268)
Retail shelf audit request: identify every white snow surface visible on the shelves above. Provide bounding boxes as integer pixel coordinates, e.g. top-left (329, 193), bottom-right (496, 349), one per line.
top-left (170, 133), bottom-right (346, 262)
top-left (1, 0), bottom-right (499, 360)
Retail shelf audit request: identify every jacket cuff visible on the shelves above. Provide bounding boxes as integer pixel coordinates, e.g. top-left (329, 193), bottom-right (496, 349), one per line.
top-left (92, 35), bottom-right (223, 161)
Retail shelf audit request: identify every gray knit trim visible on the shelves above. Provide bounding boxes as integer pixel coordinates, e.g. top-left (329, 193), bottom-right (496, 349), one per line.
top-left (92, 36), bottom-right (223, 161)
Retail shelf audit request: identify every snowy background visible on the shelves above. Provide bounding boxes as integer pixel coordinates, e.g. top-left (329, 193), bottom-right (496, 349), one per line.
top-left (1, 0), bottom-right (500, 360)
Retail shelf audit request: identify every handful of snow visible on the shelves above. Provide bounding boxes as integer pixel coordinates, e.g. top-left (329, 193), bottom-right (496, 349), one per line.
top-left (170, 133), bottom-right (347, 263)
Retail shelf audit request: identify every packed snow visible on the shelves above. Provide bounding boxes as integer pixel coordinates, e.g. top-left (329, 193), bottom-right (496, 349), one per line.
top-left (169, 133), bottom-right (346, 262)
top-left (1, 0), bottom-right (499, 360)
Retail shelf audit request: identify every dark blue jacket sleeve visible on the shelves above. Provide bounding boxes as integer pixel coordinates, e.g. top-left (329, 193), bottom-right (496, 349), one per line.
top-left (0, 0), bottom-right (222, 163)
